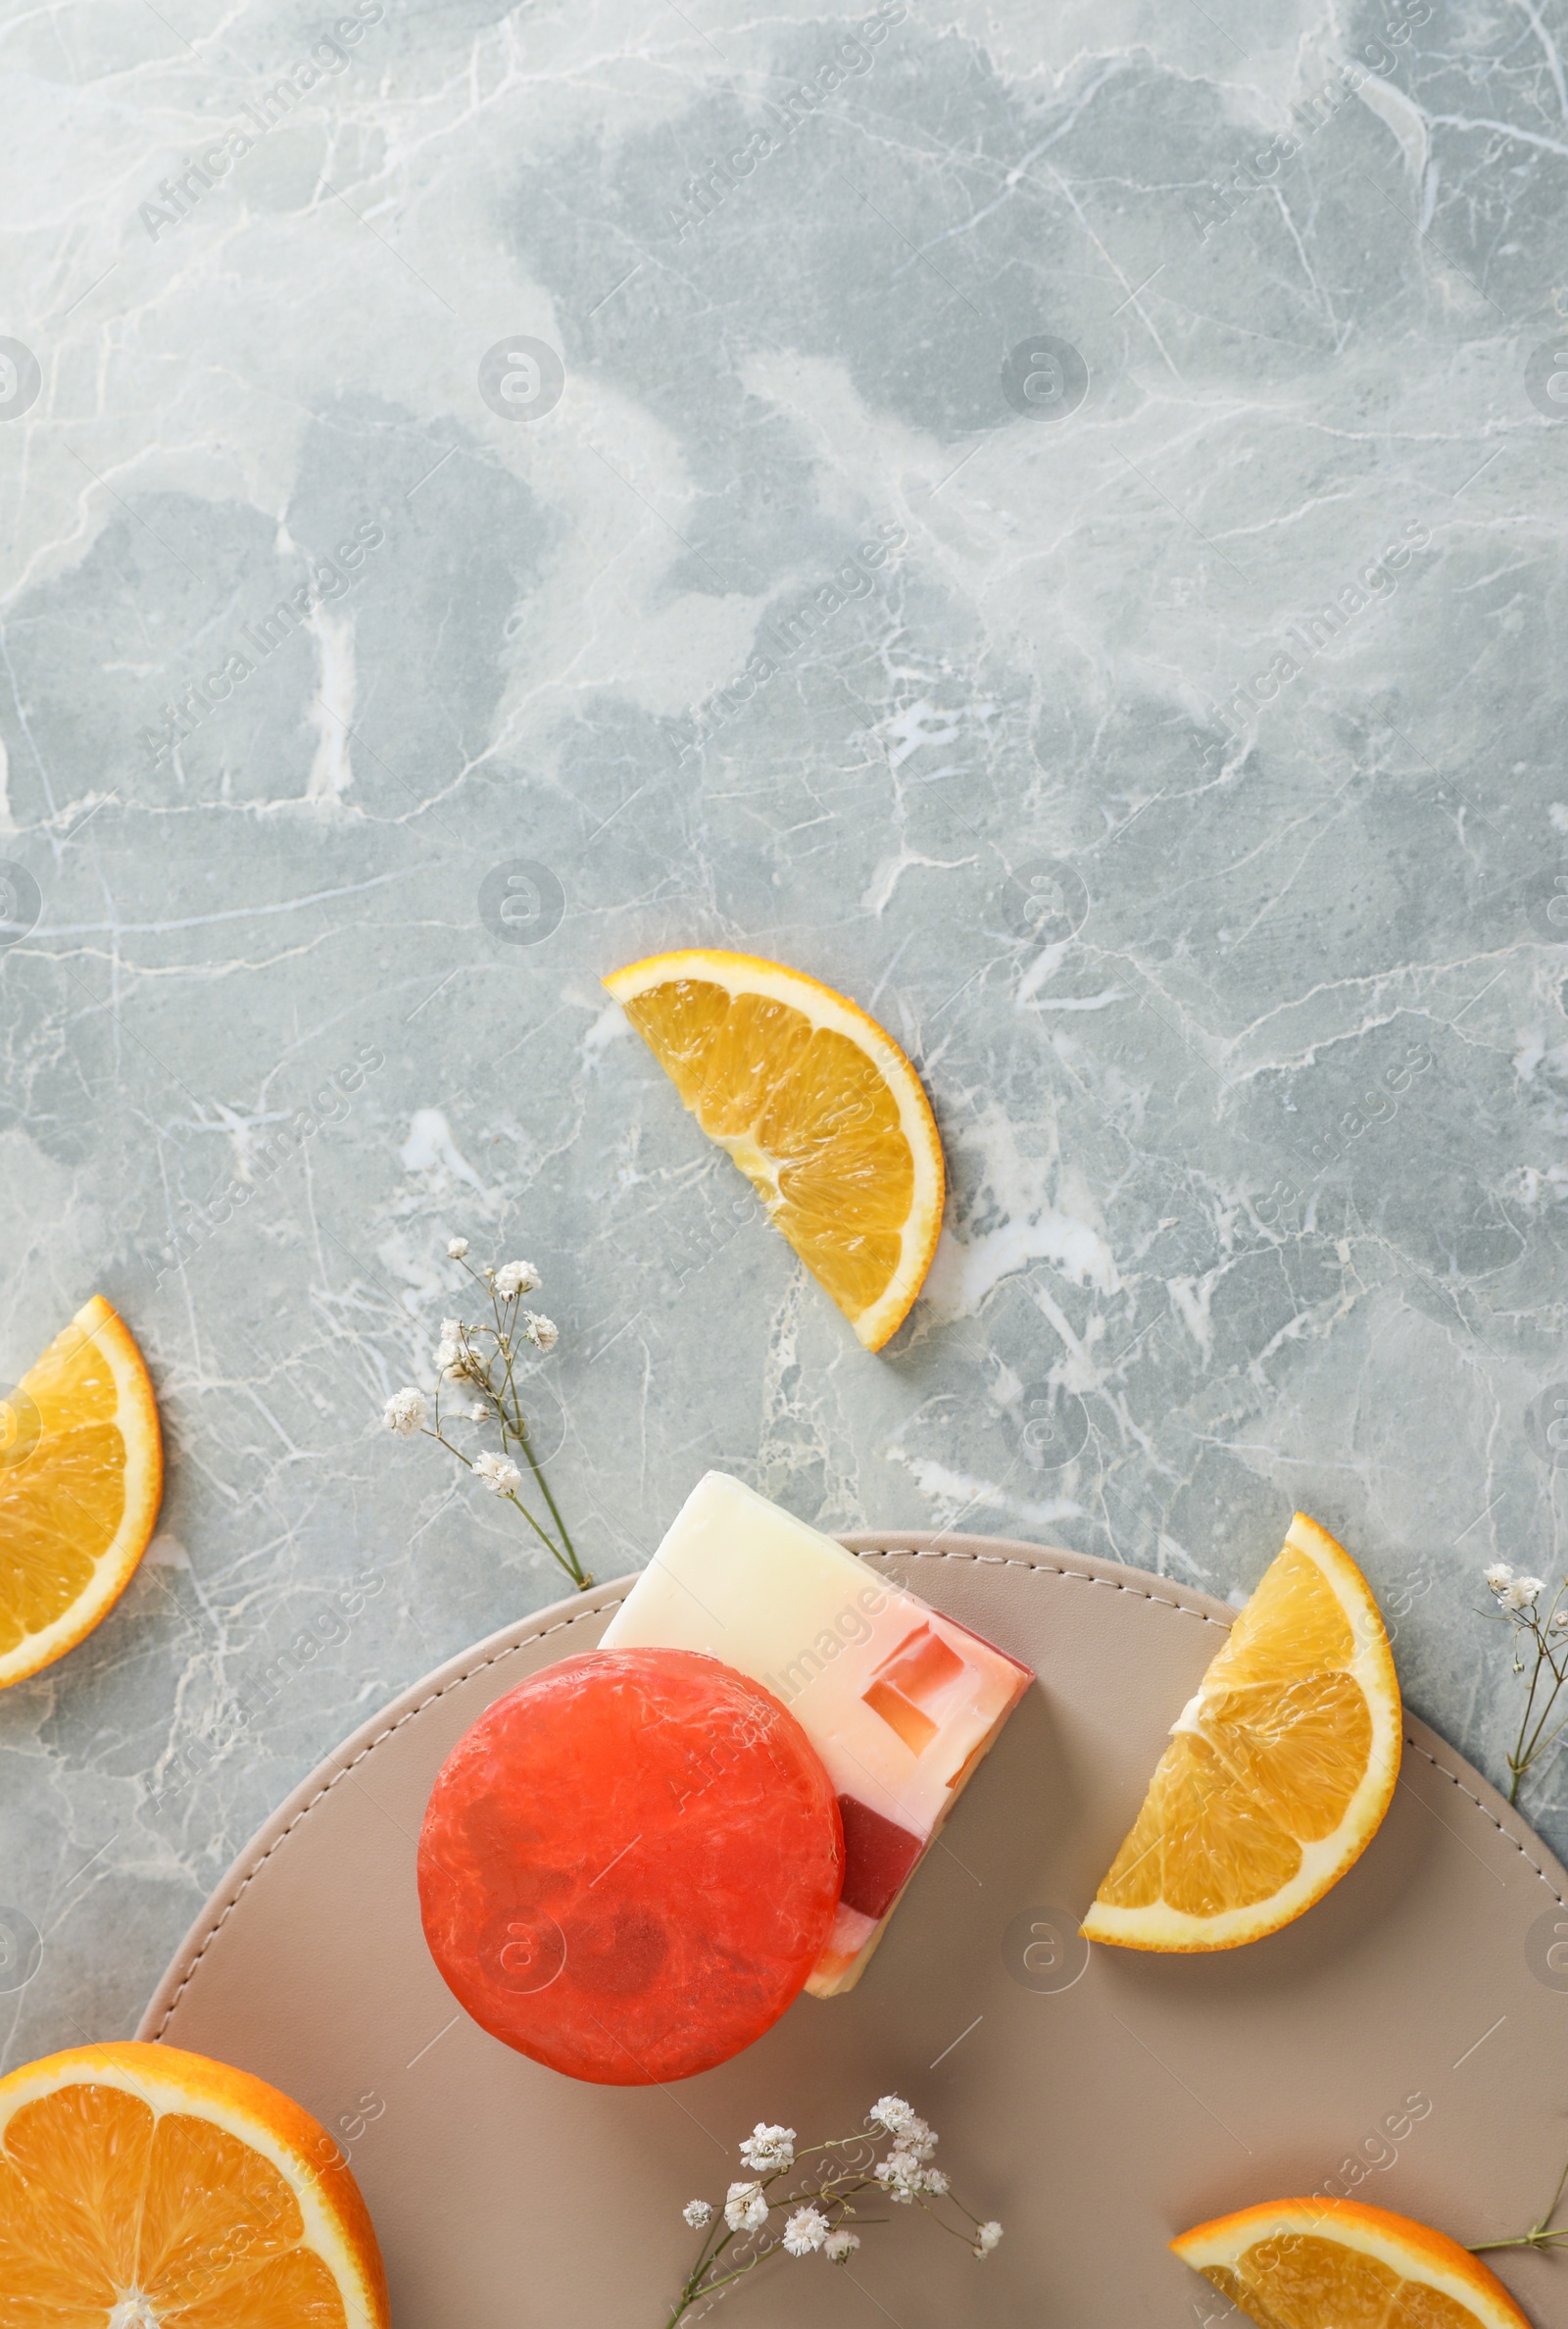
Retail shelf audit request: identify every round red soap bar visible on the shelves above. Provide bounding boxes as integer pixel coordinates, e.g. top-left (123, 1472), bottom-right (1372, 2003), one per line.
top-left (416, 1648), bottom-right (844, 2084)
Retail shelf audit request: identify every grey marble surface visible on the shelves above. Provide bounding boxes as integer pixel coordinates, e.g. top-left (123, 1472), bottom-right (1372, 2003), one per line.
top-left (0, 0), bottom-right (1565, 2082)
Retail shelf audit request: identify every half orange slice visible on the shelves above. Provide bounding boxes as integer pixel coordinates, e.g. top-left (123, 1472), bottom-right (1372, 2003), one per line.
top-left (0, 2040), bottom-right (389, 2325)
top-left (604, 949), bottom-right (945, 1350)
top-left (0, 1294), bottom-right (163, 1688)
top-left (1173, 2196), bottom-right (1532, 2329)
top-left (1082, 1513), bottom-right (1401, 1950)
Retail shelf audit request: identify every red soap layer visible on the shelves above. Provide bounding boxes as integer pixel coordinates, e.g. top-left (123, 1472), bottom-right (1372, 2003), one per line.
top-left (835, 1794), bottom-right (924, 1922)
top-left (417, 1649), bottom-right (844, 2085)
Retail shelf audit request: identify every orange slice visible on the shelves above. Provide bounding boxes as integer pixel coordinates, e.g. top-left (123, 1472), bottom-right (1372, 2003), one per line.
top-left (1082, 1513), bottom-right (1400, 1951)
top-left (604, 949), bottom-right (945, 1351)
top-left (0, 2040), bottom-right (389, 2326)
top-left (0, 1294), bottom-right (163, 1689)
top-left (1173, 2196), bottom-right (1532, 2329)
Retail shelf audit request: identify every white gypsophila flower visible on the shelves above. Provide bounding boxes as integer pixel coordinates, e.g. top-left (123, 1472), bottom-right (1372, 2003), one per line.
top-left (1506, 1576), bottom-right (1545, 1610)
top-left (446, 1237), bottom-right (468, 1259)
top-left (824, 2228), bottom-right (859, 2262)
top-left (682, 2200), bottom-right (712, 2230)
top-left (522, 1311), bottom-right (559, 1353)
top-left (782, 2206), bottom-right (830, 2256)
top-left (1554, 1610), bottom-right (1568, 1631)
top-left (869, 2095), bottom-right (916, 2136)
top-left (903, 2115), bottom-right (938, 2161)
top-left (739, 2124), bottom-right (796, 2174)
top-left (876, 2147), bottom-right (949, 2204)
top-left (382, 1387), bottom-right (426, 1437)
top-left (1485, 1562), bottom-right (1514, 1594)
top-left (975, 2221), bottom-right (1004, 2255)
top-left (440, 1317), bottom-right (462, 1341)
top-left (434, 1337), bottom-right (464, 1378)
top-left (469, 1402), bottom-right (489, 1423)
top-left (724, 2181), bottom-right (769, 2233)
top-left (472, 1451), bottom-right (522, 1497)
top-left (874, 2151), bottom-right (923, 2204)
top-left (495, 1260), bottom-right (541, 1300)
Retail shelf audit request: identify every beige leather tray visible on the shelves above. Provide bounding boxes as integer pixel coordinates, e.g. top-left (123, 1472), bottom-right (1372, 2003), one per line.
top-left (140, 1536), bottom-right (1568, 2327)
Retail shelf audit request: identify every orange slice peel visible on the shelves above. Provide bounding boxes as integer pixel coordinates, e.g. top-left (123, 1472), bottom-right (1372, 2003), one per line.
top-left (0, 1294), bottom-right (163, 1689)
top-left (1083, 1512), bottom-right (1401, 1951)
top-left (603, 948), bottom-right (945, 1351)
top-left (1173, 2195), bottom-right (1533, 2329)
top-left (0, 2039), bottom-right (389, 2326)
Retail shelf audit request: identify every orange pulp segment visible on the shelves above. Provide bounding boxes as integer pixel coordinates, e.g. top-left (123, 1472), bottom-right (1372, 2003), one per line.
top-left (0, 1294), bottom-right (163, 1688)
top-left (1082, 1513), bottom-right (1401, 1951)
top-left (1173, 2195), bottom-right (1533, 2329)
top-left (603, 949), bottom-right (945, 1351)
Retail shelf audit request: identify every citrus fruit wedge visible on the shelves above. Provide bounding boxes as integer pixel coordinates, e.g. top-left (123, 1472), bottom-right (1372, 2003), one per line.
top-left (1172, 2196), bottom-right (1532, 2329)
top-left (1081, 1512), bottom-right (1400, 1951)
top-left (0, 1294), bottom-right (163, 1690)
top-left (0, 2039), bottom-right (389, 2326)
top-left (603, 949), bottom-right (945, 1351)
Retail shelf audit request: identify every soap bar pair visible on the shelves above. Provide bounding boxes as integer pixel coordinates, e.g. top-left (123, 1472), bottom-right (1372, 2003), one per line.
top-left (418, 1473), bottom-right (1032, 2085)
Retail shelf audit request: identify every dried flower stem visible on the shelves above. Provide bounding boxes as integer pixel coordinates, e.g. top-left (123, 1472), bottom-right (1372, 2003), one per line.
top-left (482, 1269), bottom-right (579, 1567)
top-left (1482, 1565), bottom-right (1568, 1804)
top-left (381, 1247), bottom-right (589, 1589)
top-left (1469, 2152), bottom-right (1568, 2255)
top-left (669, 2145), bottom-right (873, 2326)
top-left (666, 2103), bottom-right (1000, 2326)
top-left (423, 1416), bottom-right (583, 1583)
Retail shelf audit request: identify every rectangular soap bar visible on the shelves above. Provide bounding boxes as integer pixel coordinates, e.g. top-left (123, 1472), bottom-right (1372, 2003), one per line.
top-left (600, 1471), bottom-right (1033, 1995)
